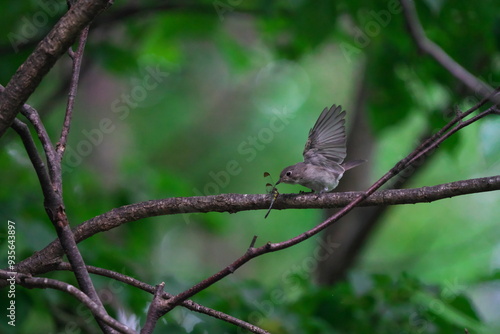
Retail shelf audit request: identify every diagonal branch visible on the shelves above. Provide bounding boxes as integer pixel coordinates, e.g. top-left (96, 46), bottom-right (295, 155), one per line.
top-left (0, 270), bottom-right (135, 334)
top-left (0, 0), bottom-right (111, 138)
top-left (400, 0), bottom-right (498, 104)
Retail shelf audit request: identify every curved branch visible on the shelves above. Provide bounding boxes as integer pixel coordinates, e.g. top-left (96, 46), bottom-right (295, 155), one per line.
top-left (0, 270), bottom-right (135, 334)
top-left (0, 0), bottom-right (111, 138)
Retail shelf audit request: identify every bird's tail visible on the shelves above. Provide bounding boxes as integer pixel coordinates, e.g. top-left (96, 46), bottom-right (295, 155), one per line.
top-left (342, 159), bottom-right (366, 170)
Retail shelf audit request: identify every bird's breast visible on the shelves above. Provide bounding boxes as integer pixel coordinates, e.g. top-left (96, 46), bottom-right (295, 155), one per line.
top-left (300, 164), bottom-right (345, 192)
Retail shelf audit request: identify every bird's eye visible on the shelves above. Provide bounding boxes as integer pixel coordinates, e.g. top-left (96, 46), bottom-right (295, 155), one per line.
top-left (286, 171), bottom-right (292, 177)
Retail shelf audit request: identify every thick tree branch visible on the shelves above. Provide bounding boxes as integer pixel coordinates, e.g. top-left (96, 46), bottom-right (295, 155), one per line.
top-left (0, 270), bottom-right (135, 334)
top-left (400, 0), bottom-right (498, 104)
top-left (11, 174), bottom-right (500, 277)
top-left (0, 0), bottom-right (111, 138)
top-left (72, 174), bottom-right (500, 224)
top-left (0, 3), bottom-right (216, 55)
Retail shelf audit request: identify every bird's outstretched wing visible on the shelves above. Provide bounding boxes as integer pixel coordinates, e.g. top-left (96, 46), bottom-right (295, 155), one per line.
top-left (303, 105), bottom-right (346, 167)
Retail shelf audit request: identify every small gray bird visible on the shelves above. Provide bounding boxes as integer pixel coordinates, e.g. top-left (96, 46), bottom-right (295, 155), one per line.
top-left (277, 105), bottom-right (365, 193)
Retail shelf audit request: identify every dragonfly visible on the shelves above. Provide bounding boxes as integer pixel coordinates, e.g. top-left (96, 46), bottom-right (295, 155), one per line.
top-left (264, 172), bottom-right (279, 219)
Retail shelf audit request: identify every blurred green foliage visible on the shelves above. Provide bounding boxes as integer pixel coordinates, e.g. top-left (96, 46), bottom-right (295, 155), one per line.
top-left (0, 0), bottom-right (500, 333)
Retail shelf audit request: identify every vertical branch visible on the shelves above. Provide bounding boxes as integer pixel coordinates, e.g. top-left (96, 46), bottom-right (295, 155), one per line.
top-left (57, 25), bottom-right (90, 158)
top-left (10, 119), bottom-right (53, 200)
top-left (5, 23), bottom-right (118, 334)
top-left (12, 110), bottom-right (115, 333)
top-left (19, 103), bottom-right (61, 187)
top-left (140, 283), bottom-right (166, 334)
top-left (45, 25), bottom-right (116, 333)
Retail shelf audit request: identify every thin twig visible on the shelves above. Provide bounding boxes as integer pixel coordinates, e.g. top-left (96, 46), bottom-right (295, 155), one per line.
top-left (409, 111), bottom-right (492, 169)
top-left (57, 26), bottom-right (90, 158)
top-left (249, 235), bottom-right (258, 248)
top-left (0, 270), bottom-right (135, 334)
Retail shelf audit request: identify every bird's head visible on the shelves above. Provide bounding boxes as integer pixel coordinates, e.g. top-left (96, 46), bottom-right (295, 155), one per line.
top-left (277, 163), bottom-right (304, 185)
